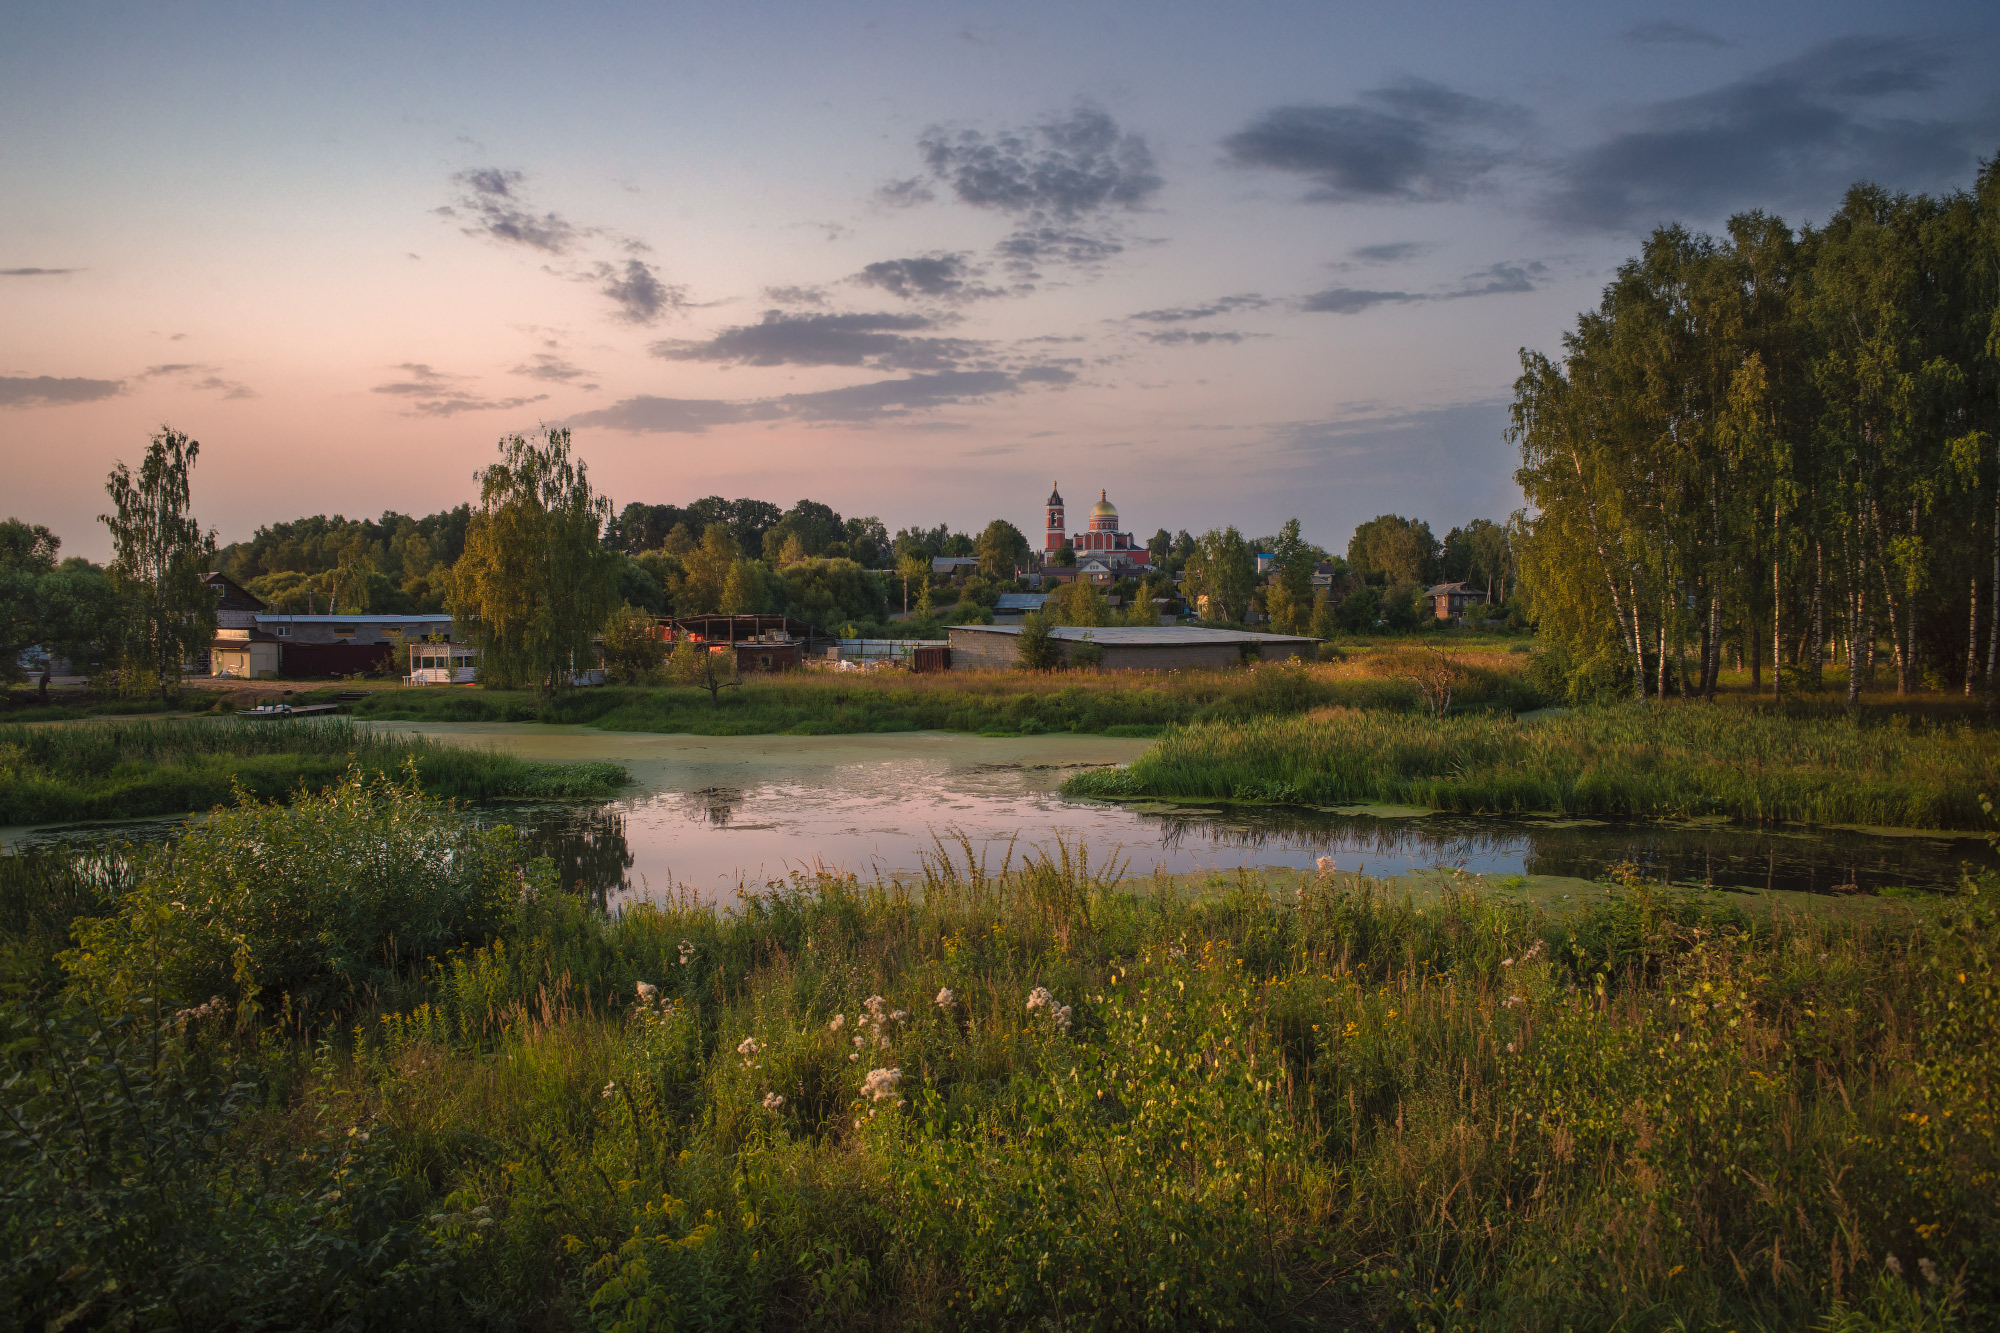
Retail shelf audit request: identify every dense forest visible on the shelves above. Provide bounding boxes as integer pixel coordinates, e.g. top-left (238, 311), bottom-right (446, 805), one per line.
top-left (1514, 160), bottom-right (2000, 702)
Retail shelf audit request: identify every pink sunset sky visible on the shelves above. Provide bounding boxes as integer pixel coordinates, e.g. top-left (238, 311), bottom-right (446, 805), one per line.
top-left (5, 1), bottom-right (1994, 560)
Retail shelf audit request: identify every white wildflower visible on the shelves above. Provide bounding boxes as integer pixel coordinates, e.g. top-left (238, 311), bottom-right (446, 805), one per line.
top-left (828, 1013), bottom-right (845, 1032)
top-left (635, 981), bottom-right (657, 1004)
top-left (935, 987), bottom-right (955, 1010)
top-left (1503, 994), bottom-right (1524, 1008)
top-left (1505, 1042), bottom-right (1517, 1053)
top-left (678, 939), bottom-right (695, 966)
top-left (737, 1035), bottom-right (761, 1067)
top-left (1317, 855), bottom-right (1336, 873)
top-left (1026, 986), bottom-right (1053, 1013)
top-left (852, 1035), bottom-right (864, 1048)
top-left (601, 1081), bottom-right (616, 1099)
top-left (1501, 957), bottom-right (1514, 968)
top-left (861, 1067), bottom-right (903, 1102)
top-left (848, 1053), bottom-right (858, 1061)
top-left (1885, 1253), bottom-right (1903, 1277)
top-left (863, 995), bottom-right (886, 1017)
top-left (762, 1092), bottom-right (785, 1111)
top-left (1918, 1256), bottom-right (1938, 1286)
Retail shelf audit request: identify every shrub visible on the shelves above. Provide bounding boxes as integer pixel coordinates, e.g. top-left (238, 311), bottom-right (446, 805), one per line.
top-left (68, 766), bottom-right (523, 1028)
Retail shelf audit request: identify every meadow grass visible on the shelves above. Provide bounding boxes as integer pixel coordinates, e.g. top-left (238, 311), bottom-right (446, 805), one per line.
top-left (4, 771), bottom-right (1995, 1329)
top-left (1064, 701), bottom-right (2000, 830)
top-left (0, 717), bottom-right (626, 824)
top-left (348, 644), bottom-right (1549, 735)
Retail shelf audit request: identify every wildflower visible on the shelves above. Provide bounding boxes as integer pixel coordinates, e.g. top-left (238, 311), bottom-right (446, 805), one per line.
top-left (1885, 1253), bottom-right (1903, 1277)
top-left (863, 995), bottom-right (886, 1017)
top-left (737, 1035), bottom-right (761, 1067)
top-left (828, 1013), bottom-right (845, 1031)
top-left (1501, 958), bottom-right (1514, 968)
top-left (1026, 986), bottom-right (1053, 1013)
top-left (1505, 1042), bottom-right (1516, 1053)
top-left (852, 1035), bottom-right (864, 1048)
top-left (935, 987), bottom-right (955, 1010)
top-left (1919, 1257), bottom-right (1938, 1285)
top-left (848, 1053), bottom-right (858, 1061)
top-left (1503, 994), bottom-right (1524, 1008)
top-left (762, 1092), bottom-right (785, 1111)
top-left (861, 1067), bottom-right (903, 1102)
top-left (635, 981), bottom-right (657, 1004)
top-left (678, 939), bottom-right (695, 966)
top-left (601, 1081), bottom-right (616, 1099)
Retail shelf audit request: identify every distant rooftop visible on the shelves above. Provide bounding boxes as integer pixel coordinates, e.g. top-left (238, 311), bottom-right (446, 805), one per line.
top-left (947, 624), bottom-right (1318, 644)
top-left (255, 613), bottom-right (451, 623)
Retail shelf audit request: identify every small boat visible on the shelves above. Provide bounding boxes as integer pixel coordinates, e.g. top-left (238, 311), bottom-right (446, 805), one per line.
top-left (235, 703), bottom-right (339, 718)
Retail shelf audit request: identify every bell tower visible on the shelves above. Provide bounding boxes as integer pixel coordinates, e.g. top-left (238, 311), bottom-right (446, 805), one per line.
top-left (1045, 482), bottom-right (1066, 554)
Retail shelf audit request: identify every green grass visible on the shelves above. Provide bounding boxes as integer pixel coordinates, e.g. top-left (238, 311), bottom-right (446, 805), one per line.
top-left (4, 784), bottom-right (1994, 1330)
top-left (0, 717), bottom-right (626, 824)
top-left (348, 647), bottom-right (1549, 735)
top-left (1064, 701), bottom-right (2000, 829)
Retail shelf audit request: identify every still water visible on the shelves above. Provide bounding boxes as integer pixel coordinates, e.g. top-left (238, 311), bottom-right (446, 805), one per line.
top-left (7, 723), bottom-right (1989, 903)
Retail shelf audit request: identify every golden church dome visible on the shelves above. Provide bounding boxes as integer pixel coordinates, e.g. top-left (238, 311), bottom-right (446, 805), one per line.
top-left (1090, 490), bottom-right (1118, 519)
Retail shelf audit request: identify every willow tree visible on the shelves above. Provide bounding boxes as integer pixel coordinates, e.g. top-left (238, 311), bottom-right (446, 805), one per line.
top-left (101, 426), bottom-right (215, 699)
top-left (449, 428), bottom-right (618, 694)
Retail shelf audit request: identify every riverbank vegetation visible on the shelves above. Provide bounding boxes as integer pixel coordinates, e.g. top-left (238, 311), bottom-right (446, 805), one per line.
top-left (3, 775), bottom-right (1993, 1327)
top-left (1064, 702), bottom-right (2000, 829)
top-left (347, 644), bottom-right (1549, 735)
top-left (0, 718), bottom-right (625, 825)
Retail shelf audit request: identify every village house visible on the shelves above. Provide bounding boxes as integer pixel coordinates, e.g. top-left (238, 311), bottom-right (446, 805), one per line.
top-left (1425, 581), bottom-right (1491, 620)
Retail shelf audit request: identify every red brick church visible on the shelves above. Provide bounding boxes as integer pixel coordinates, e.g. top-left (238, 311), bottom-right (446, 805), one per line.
top-left (1043, 483), bottom-right (1149, 572)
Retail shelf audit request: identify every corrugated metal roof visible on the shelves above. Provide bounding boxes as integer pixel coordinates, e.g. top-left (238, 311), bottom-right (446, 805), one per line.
top-left (946, 625), bottom-right (1318, 644)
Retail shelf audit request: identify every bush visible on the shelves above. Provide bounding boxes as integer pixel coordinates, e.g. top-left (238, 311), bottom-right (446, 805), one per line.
top-left (67, 766), bottom-right (524, 1028)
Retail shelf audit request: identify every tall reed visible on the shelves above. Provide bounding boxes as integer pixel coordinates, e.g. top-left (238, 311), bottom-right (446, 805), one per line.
top-left (1066, 702), bottom-right (2000, 829)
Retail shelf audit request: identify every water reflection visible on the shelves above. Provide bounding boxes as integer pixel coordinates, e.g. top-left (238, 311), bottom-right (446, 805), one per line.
top-left (503, 805), bottom-right (635, 910)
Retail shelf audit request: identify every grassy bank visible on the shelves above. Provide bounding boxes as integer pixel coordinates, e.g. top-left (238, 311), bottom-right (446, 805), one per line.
top-left (0, 717), bottom-right (626, 825)
top-left (1065, 702), bottom-right (2000, 829)
top-left (348, 644), bottom-right (1548, 735)
top-left (3, 777), bottom-right (1994, 1329)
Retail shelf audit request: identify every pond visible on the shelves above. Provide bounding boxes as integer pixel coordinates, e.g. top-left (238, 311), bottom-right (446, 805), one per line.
top-left (6, 722), bottom-right (1991, 905)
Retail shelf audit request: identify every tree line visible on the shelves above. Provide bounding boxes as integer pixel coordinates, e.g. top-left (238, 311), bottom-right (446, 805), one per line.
top-left (1514, 160), bottom-right (2000, 703)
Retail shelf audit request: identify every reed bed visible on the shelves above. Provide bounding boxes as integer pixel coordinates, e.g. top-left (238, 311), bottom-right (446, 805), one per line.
top-left (4, 775), bottom-right (1994, 1329)
top-left (0, 716), bottom-right (625, 823)
top-left (350, 645), bottom-right (1547, 735)
top-left (1065, 702), bottom-right (2000, 830)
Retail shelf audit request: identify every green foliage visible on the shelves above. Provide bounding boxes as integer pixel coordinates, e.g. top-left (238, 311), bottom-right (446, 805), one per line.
top-left (1044, 578), bottom-right (1111, 627)
top-left (1183, 526), bottom-right (1256, 623)
top-left (0, 717), bottom-right (626, 824)
top-left (600, 604), bottom-right (666, 684)
top-left (1014, 610), bottom-right (1063, 672)
top-left (1064, 700), bottom-right (1999, 827)
top-left (449, 428), bottom-right (620, 694)
top-left (0, 999), bottom-right (458, 1330)
top-left (101, 426), bottom-right (217, 699)
top-left (1347, 513), bottom-right (1438, 586)
top-left (1067, 632), bottom-right (1105, 670)
top-left (67, 766), bottom-right (524, 1024)
top-left (975, 518), bottom-right (1030, 580)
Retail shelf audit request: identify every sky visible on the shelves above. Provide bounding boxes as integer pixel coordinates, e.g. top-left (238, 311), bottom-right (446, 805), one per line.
top-left (4, 1), bottom-right (1996, 562)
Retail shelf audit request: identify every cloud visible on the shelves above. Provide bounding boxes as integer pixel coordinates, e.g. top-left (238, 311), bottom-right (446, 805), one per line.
top-left (918, 104), bottom-right (1162, 219)
top-left (762, 284), bottom-right (828, 306)
top-left (853, 252), bottom-right (1006, 302)
top-left (442, 168), bottom-right (582, 253)
top-left (651, 310), bottom-right (983, 371)
top-left (511, 353), bottom-right (595, 387)
top-left (1127, 294), bottom-right (1269, 323)
top-left (1139, 329), bottom-right (1252, 345)
top-left (876, 177), bottom-right (936, 208)
top-left (1298, 287), bottom-right (1420, 315)
top-left (1300, 259), bottom-right (1546, 313)
top-left (2, 267), bottom-right (78, 277)
top-left (1349, 241), bottom-right (1431, 263)
top-left (1624, 21), bottom-right (1730, 48)
top-left (0, 375), bottom-right (122, 407)
top-left (570, 366), bottom-right (1070, 433)
top-left (1444, 261), bottom-right (1544, 297)
top-left (137, 362), bottom-right (256, 399)
top-left (909, 104), bottom-right (1161, 275)
top-left (596, 258), bottom-right (686, 324)
top-left (1224, 79), bottom-right (1527, 203)
top-left (1542, 36), bottom-right (1982, 231)
top-left (370, 363), bottom-right (549, 417)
